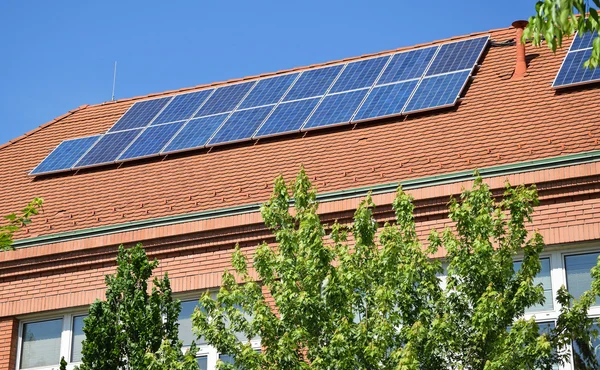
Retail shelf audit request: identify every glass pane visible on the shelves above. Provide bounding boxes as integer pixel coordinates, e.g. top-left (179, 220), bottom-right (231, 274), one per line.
top-left (514, 258), bottom-right (553, 312)
top-left (71, 315), bottom-right (87, 362)
top-left (179, 300), bottom-right (207, 346)
top-left (219, 354), bottom-right (235, 365)
top-left (573, 322), bottom-right (600, 369)
top-left (20, 318), bottom-right (63, 369)
top-left (197, 356), bottom-right (208, 370)
top-left (566, 252), bottom-right (600, 305)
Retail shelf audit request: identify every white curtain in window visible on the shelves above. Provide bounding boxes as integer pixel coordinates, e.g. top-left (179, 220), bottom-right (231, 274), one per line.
top-left (71, 315), bottom-right (87, 362)
top-left (565, 252), bottom-right (600, 305)
top-left (20, 319), bottom-right (62, 369)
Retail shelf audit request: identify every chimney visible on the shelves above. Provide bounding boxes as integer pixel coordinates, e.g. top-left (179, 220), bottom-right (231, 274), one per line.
top-left (512, 20), bottom-right (529, 80)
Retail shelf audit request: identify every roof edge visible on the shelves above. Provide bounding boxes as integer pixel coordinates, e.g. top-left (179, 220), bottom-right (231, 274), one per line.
top-left (0, 104), bottom-right (90, 153)
top-left (12, 149), bottom-right (600, 249)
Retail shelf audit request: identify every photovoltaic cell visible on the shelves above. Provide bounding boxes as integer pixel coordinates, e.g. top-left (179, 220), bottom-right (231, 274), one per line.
top-left (303, 89), bottom-right (368, 130)
top-left (425, 36), bottom-right (488, 76)
top-left (283, 65), bottom-right (344, 101)
top-left (553, 48), bottom-right (600, 87)
top-left (254, 98), bottom-right (320, 138)
top-left (329, 56), bottom-right (389, 93)
top-left (109, 97), bottom-right (171, 132)
top-left (403, 70), bottom-right (470, 114)
top-left (152, 90), bottom-right (213, 125)
top-left (30, 136), bottom-right (101, 175)
top-left (119, 122), bottom-right (185, 160)
top-left (208, 106), bottom-right (273, 146)
top-left (162, 114), bottom-right (229, 154)
top-left (377, 47), bottom-right (437, 85)
top-left (570, 31), bottom-right (598, 51)
top-left (238, 73), bottom-right (299, 109)
top-left (352, 80), bottom-right (418, 122)
top-left (194, 81), bottom-right (255, 117)
top-left (75, 129), bottom-right (142, 167)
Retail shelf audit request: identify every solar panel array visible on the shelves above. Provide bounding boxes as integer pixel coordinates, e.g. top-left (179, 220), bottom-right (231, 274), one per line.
top-left (553, 31), bottom-right (600, 88)
top-left (30, 36), bottom-right (489, 176)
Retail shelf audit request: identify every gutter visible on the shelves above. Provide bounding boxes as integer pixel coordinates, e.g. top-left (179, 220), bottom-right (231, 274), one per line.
top-left (12, 149), bottom-right (600, 249)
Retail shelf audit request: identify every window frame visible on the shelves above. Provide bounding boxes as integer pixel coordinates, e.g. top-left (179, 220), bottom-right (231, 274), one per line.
top-left (15, 309), bottom-right (88, 370)
top-left (177, 295), bottom-right (262, 369)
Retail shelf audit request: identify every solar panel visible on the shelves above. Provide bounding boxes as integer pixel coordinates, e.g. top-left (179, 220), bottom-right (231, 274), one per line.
top-left (118, 122), bottom-right (185, 161)
top-left (377, 47), bottom-right (438, 85)
top-left (75, 129), bottom-right (142, 168)
top-left (253, 98), bottom-right (320, 138)
top-left (152, 90), bottom-right (213, 125)
top-left (329, 56), bottom-right (389, 93)
top-left (108, 97), bottom-right (171, 133)
top-left (32, 36), bottom-right (490, 175)
top-left (303, 89), bottom-right (369, 130)
top-left (30, 135), bottom-right (102, 175)
top-left (283, 65), bottom-right (344, 101)
top-left (352, 80), bottom-right (419, 122)
top-left (208, 106), bottom-right (273, 146)
top-left (194, 81), bottom-right (256, 117)
top-left (403, 70), bottom-right (471, 114)
top-left (553, 31), bottom-right (600, 88)
top-left (425, 36), bottom-right (488, 76)
top-left (238, 73), bottom-right (299, 109)
top-left (570, 31), bottom-right (598, 51)
top-left (162, 114), bottom-right (229, 154)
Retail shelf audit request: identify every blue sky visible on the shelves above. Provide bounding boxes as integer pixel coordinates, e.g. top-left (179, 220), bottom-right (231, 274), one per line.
top-left (0, 1), bottom-right (535, 145)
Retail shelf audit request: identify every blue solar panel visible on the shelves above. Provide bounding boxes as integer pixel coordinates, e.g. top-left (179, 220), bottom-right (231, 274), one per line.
top-left (208, 106), bottom-right (273, 146)
top-left (352, 80), bottom-right (418, 122)
top-left (30, 136), bottom-right (101, 175)
top-left (162, 114), bottom-right (229, 154)
top-left (118, 122), bottom-right (184, 160)
top-left (238, 73), bottom-right (299, 109)
top-left (254, 98), bottom-right (320, 138)
top-left (403, 70), bottom-right (470, 114)
top-left (425, 36), bottom-right (488, 76)
top-left (570, 31), bottom-right (598, 51)
top-left (553, 48), bottom-right (600, 87)
top-left (283, 65), bottom-right (344, 101)
top-left (378, 47), bottom-right (438, 85)
top-left (108, 97), bottom-right (171, 132)
top-left (152, 90), bottom-right (213, 125)
top-left (329, 56), bottom-right (389, 93)
top-left (75, 129), bottom-right (142, 168)
top-left (303, 89), bottom-right (368, 130)
top-left (194, 81), bottom-right (255, 117)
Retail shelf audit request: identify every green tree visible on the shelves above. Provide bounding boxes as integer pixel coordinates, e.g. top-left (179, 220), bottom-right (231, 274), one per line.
top-left (525, 0), bottom-right (600, 67)
top-left (193, 169), bottom-right (600, 369)
top-left (0, 198), bottom-right (43, 251)
top-left (79, 243), bottom-right (199, 370)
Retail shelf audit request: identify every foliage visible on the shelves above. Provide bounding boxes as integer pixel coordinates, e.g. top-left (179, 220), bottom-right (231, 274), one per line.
top-left (78, 243), bottom-right (198, 370)
top-left (0, 197), bottom-right (43, 251)
top-left (193, 168), bottom-right (600, 369)
top-left (59, 357), bottom-right (67, 370)
top-left (525, 0), bottom-right (600, 67)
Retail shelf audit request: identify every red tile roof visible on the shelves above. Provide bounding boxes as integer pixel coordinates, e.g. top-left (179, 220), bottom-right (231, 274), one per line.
top-left (1, 25), bottom-right (599, 240)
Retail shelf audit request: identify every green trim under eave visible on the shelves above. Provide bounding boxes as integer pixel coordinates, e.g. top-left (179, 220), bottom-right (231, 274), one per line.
top-left (12, 149), bottom-right (600, 249)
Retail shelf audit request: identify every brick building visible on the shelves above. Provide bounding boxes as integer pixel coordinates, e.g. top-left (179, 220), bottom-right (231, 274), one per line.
top-left (1, 21), bottom-right (600, 370)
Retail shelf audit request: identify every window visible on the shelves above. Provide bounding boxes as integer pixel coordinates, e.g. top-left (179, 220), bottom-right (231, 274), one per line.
top-left (17, 313), bottom-right (87, 370)
top-left (177, 297), bottom-right (261, 368)
top-left (565, 252), bottom-right (600, 305)
top-left (20, 319), bottom-right (62, 369)
top-left (514, 257), bottom-right (554, 312)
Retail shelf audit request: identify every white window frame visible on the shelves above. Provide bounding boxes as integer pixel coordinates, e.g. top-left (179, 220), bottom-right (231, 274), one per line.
top-left (177, 295), bottom-right (262, 369)
top-left (15, 309), bottom-right (88, 370)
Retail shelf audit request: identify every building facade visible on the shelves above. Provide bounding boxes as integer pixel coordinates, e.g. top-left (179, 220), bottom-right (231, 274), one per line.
top-left (1, 22), bottom-right (600, 369)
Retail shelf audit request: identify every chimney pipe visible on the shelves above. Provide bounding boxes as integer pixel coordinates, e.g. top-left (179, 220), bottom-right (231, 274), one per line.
top-left (512, 20), bottom-right (529, 80)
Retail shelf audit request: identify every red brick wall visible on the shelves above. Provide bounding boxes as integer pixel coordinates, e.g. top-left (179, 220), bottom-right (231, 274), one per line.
top-left (0, 318), bottom-right (18, 370)
top-left (0, 164), bottom-right (599, 369)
